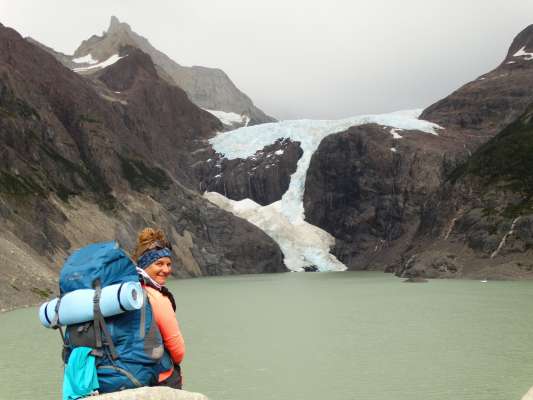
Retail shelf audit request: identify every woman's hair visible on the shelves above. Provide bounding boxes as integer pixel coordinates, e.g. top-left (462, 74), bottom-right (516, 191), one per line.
top-left (133, 227), bottom-right (167, 261)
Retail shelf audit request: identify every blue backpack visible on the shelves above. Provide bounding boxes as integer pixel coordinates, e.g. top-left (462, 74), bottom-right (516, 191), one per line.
top-left (58, 241), bottom-right (172, 393)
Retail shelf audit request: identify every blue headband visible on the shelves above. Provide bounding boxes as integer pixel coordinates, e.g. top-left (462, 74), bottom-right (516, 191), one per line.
top-left (138, 248), bottom-right (172, 270)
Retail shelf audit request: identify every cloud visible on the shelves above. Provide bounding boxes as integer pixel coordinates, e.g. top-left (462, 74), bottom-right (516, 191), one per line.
top-left (3, 0), bottom-right (533, 119)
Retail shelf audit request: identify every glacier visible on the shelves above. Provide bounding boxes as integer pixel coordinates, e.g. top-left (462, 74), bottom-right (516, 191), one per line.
top-left (205, 109), bottom-right (441, 272)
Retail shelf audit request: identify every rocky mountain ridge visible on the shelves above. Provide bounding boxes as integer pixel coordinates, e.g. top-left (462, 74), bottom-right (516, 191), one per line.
top-left (32, 16), bottom-right (275, 126)
top-left (195, 138), bottom-right (304, 206)
top-left (0, 22), bottom-right (285, 310)
top-left (397, 101), bottom-right (533, 279)
top-left (420, 24), bottom-right (533, 144)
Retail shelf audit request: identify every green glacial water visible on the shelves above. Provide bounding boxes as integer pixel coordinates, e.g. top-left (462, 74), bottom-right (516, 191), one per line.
top-left (1, 272), bottom-right (533, 400)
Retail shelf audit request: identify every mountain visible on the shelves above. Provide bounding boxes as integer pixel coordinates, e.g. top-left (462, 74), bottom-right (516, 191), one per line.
top-left (420, 24), bottom-right (533, 145)
top-left (301, 24), bottom-right (533, 275)
top-left (174, 23), bottom-right (533, 277)
top-left (0, 23), bottom-right (285, 310)
top-left (203, 111), bottom-right (440, 272)
top-left (25, 37), bottom-right (77, 69)
top-left (397, 102), bottom-right (533, 279)
top-left (34, 16), bottom-right (275, 126)
top-left (393, 24), bottom-right (533, 279)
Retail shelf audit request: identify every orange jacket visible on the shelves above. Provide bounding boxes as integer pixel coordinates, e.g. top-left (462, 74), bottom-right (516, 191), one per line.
top-left (144, 285), bottom-right (185, 382)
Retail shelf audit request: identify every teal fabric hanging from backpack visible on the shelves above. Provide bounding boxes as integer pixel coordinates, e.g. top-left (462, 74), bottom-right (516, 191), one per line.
top-left (62, 346), bottom-right (99, 400)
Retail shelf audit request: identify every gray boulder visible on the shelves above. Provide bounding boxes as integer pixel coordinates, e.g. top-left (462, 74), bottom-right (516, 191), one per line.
top-left (522, 386), bottom-right (533, 400)
top-left (94, 387), bottom-right (207, 400)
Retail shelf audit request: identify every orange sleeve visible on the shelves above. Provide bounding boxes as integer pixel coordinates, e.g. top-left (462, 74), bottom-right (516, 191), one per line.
top-left (146, 287), bottom-right (185, 364)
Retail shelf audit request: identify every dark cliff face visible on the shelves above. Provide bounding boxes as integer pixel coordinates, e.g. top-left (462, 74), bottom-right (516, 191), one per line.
top-left (304, 124), bottom-right (456, 270)
top-left (420, 24), bottom-right (533, 144)
top-left (0, 24), bottom-right (285, 310)
top-left (91, 46), bottom-right (223, 188)
top-left (398, 105), bottom-right (533, 279)
top-left (195, 138), bottom-right (303, 206)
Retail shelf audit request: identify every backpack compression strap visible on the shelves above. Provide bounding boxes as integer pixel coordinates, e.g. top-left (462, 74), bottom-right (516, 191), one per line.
top-left (92, 279), bottom-right (118, 360)
top-left (50, 296), bottom-right (67, 346)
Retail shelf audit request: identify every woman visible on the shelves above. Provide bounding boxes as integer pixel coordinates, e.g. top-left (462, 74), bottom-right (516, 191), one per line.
top-left (133, 227), bottom-right (185, 389)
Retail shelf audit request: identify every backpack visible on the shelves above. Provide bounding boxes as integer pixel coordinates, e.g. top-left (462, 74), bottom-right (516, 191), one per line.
top-left (57, 241), bottom-right (172, 393)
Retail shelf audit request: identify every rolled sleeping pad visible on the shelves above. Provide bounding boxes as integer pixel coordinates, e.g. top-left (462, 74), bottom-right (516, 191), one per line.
top-left (39, 281), bottom-right (144, 328)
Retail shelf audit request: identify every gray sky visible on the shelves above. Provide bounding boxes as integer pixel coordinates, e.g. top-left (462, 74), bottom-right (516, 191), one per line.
top-left (2, 0), bottom-right (533, 120)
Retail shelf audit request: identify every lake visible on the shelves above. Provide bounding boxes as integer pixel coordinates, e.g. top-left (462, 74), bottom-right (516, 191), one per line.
top-left (1, 272), bottom-right (532, 400)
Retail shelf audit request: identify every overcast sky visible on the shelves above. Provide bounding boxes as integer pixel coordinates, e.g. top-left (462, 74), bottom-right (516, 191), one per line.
top-left (2, 0), bottom-right (533, 120)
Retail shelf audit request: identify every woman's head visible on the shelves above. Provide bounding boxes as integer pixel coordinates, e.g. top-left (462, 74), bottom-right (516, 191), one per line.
top-left (134, 227), bottom-right (173, 286)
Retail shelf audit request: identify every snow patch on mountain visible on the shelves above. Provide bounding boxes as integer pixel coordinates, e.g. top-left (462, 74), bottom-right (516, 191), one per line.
top-left (208, 109), bottom-right (441, 271)
top-left (72, 54), bottom-right (98, 64)
top-left (204, 192), bottom-right (346, 271)
top-left (203, 109), bottom-right (249, 127)
top-left (73, 54), bottom-right (126, 72)
top-left (513, 46), bottom-right (533, 61)
top-left (390, 128), bottom-right (404, 139)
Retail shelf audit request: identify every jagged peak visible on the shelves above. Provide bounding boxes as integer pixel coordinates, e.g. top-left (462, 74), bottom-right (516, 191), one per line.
top-left (107, 16), bottom-right (132, 35)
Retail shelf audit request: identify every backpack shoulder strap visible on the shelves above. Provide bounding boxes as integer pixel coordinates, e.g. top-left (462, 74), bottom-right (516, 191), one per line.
top-left (139, 288), bottom-right (146, 339)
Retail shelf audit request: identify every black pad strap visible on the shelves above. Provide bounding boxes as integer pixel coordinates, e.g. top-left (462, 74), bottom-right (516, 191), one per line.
top-left (51, 296), bottom-right (62, 328)
top-left (116, 282), bottom-right (126, 312)
top-left (92, 281), bottom-right (103, 351)
top-left (51, 297), bottom-right (66, 345)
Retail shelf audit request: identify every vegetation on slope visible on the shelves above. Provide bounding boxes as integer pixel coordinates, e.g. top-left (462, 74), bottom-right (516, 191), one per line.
top-left (449, 104), bottom-right (533, 216)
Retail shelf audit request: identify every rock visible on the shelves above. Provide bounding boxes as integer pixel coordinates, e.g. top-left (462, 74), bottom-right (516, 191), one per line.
top-left (397, 252), bottom-right (462, 279)
top-left (521, 386), bottom-right (533, 400)
top-left (421, 24), bottom-right (533, 146)
top-left (304, 123), bottom-right (453, 270)
top-left (91, 45), bottom-right (222, 189)
top-left (94, 387), bottom-right (207, 400)
top-left (196, 138), bottom-right (303, 206)
top-left (405, 103), bottom-right (533, 279)
top-left (24, 37), bottom-right (78, 69)
top-left (403, 277), bottom-right (428, 283)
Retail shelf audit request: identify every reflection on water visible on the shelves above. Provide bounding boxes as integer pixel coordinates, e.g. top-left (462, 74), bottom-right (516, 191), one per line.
top-left (1, 272), bottom-right (532, 400)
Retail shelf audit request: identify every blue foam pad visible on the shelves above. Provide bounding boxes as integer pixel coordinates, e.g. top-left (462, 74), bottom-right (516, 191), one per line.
top-left (39, 281), bottom-right (144, 328)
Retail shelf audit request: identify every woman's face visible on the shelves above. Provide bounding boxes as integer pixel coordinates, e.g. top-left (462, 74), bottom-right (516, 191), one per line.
top-left (145, 256), bottom-right (172, 285)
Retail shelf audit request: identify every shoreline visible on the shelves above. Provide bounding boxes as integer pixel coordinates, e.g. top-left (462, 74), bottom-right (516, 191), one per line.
top-left (4, 270), bottom-right (533, 314)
